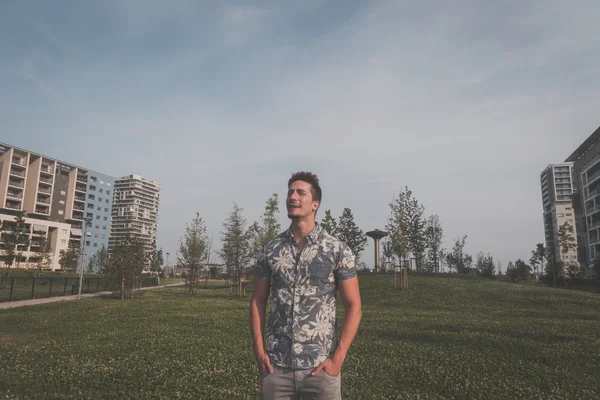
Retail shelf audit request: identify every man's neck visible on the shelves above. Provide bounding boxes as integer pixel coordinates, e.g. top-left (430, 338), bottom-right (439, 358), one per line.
top-left (290, 218), bottom-right (316, 248)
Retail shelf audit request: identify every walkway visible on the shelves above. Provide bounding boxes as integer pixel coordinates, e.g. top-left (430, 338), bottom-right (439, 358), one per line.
top-left (0, 283), bottom-right (185, 310)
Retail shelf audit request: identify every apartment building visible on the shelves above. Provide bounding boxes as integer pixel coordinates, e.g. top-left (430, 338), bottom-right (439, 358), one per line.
top-left (109, 174), bottom-right (160, 259)
top-left (565, 125), bottom-right (600, 276)
top-left (0, 143), bottom-right (115, 271)
top-left (540, 163), bottom-right (579, 269)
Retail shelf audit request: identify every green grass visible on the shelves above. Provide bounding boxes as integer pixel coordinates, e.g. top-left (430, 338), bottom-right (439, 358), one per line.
top-left (0, 274), bottom-right (599, 399)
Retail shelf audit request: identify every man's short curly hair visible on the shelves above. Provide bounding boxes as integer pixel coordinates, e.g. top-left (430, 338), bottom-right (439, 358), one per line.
top-left (288, 171), bottom-right (322, 202)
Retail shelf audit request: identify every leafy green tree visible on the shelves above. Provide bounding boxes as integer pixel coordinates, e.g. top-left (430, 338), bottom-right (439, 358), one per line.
top-left (544, 242), bottom-right (564, 286)
top-left (1, 211), bottom-right (29, 274)
top-left (557, 222), bottom-right (577, 258)
top-left (261, 193), bottom-right (281, 241)
top-left (177, 213), bottom-right (208, 294)
top-left (406, 196), bottom-right (427, 272)
top-left (386, 190), bottom-right (411, 269)
top-left (337, 208), bottom-right (367, 262)
top-left (92, 245), bottom-right (110, 274)
top-left (219, 203), bottom-right (252, 295)
top-left (108, 235), bottom-right (147, 300)
top-left (445, 235), bottom-right (472, 274)
top-left (382, 238), bottom-right (396, 271)
top-left (320, 209), bottom-right (339, 237)
top-left (529, 243), bottom-right (545, 279)
top-left (32, 234), bottom-right (53, 273)
top-left (475, 252), bottom-right (495, 278)
top-left (59, 240), bottom-right (80, 273)
top-left (149, 241), bottom-right (164, 274)
top-left (424, 215), bottom-right (443, 273)
top-left (514, 259), bottom-right (532, 281)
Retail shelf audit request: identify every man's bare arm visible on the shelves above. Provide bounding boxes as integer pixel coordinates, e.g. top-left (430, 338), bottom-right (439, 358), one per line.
top-left (312, 276), bottom-right (362, 376)
top-left (249, 277), bottom-right (273, 375)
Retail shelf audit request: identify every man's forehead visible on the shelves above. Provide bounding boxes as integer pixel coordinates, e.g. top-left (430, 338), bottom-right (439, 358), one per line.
top-left (289, 180), bottom-right (312, 191)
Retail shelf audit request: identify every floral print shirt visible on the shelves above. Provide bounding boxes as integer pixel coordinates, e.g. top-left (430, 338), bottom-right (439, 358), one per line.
top-left (255, 224), bottom-right (357, 370)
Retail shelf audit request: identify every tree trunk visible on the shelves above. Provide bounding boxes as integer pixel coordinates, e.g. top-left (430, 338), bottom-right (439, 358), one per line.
top-left (131, 277), bottom-right (135, 300)
top-left (121, 276), bottom-right (125, 300)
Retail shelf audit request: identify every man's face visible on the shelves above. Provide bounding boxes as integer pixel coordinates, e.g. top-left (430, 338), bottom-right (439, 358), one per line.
top-left (287, 180), bottom-right (319, 220)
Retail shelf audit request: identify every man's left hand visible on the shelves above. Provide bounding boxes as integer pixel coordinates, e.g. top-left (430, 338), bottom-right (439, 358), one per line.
top-left (311, 358), bottom-right (342, 377)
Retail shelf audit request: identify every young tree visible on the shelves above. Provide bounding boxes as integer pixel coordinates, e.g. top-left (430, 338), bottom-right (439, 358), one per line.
top-left (557, 222), bottom-right (577, 257)
top-left (177, 213), bottom-right (208, 294)
top-left (219, 203), bottom-right (252, 296)
top-left (496, 259), bottom-right (503, 276)
top-left (514, 259), bottom-right (532, 281)
top-left (59, 240), bottom-right (80, 273)
top-left (529, 243), bottom-right (545, 280)
top-left (445, 235), bottom-right (472, 274)
top-left (32, 234), bottom-right (53, 273)
top-left (91, 245), bottom-right (110, 274)
top-left (261, 193), bottom-right (281, 242)
top-left (386, 190), bottom-right (411, 270)
top-left (544, 242), bottom-right (563, 287)
top-left (320, 209), bottom-right (339, 237)
top-left (149, 241), bottom-right (164, 274)
top-left (337, 208), bottom-right (367, 262)
top-left (406, 197), bottom-right (427, 272)
top-left (475, 252), bottom-right (495, 278)
top-left (108, 235), bottom-right (147, 300)
top-left (424, 215), bottom-right (443, 273)
top-left (1, 211), bottom-right (30, 274)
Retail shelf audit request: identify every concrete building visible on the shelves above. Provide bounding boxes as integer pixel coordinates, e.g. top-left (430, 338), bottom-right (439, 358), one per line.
top-left (109, 174), bottom-right (160, 258)
top-left (540, 163), bottom-right (579, 270)
top-left (0, 143), bottom-right (116, 271)
top-left (565, 125), bottom-right (600, 276)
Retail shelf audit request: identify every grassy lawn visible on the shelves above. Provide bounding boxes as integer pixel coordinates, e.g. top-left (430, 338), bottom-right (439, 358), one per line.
top-left (0, 274), bottom-right (599, 399)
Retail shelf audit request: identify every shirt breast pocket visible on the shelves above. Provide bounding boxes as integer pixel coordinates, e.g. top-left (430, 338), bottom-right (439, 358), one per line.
top-left (308, 260), bottom-right (332, 286)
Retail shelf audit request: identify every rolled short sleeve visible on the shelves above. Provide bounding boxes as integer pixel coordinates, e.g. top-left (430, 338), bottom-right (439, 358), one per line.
top-left (254, 244), bottom-right (271, 280)
top-left (334, 242), bottom-right (357, 281)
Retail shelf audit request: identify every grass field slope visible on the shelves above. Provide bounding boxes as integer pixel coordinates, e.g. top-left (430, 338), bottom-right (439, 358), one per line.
top-left (1, 274), bottom-right (599, 399)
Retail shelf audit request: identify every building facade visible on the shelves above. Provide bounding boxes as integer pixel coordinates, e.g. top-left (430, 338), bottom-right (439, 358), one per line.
top-left (565, 125), bottom-right (600, 276)
top-left (0, 143), bottom-right (116, 271)
top-left (109, 174), bottom-right (160, 259)
top-left (540, 163), bottom-right (579, 269)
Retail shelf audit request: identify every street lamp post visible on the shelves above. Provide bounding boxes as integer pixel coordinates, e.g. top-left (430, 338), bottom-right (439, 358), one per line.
top-left (78, 216), bottom-right (92, 300)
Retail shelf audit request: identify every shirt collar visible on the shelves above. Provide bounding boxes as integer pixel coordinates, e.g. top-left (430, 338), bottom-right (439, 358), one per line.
top-left (285, 223), bottom-right (322, 245)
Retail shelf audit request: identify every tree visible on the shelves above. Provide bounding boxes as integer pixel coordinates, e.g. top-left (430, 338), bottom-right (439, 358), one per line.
top-left (177, 213), bottom-right (208, 294)
top-left (424, 215), bottom-right (443, 273)
top-left (261, 193), bottom-right (281, 242)
top-left (514, 259), bottom-right (532, 281)
top-left (386, 190), bottom-right (411, 270)
top-left (108, 235), bottom-right (147, 300)
top-left (529, 243), bottom-right (545, 280)
top-left (406, 196), bottom-right (427, 272)
top-left (445, 235), bottom-right (472, 274)
top-left (496, 259), bottom-right (503, 276)
top-left (59, 240), bottom-right (80, 273)
top-left (320, 209), bottom-right (339, 237)
top-left (219, 203), bottom-right (252, 296)
top-left (544, 242), bottom-right (563, 287)
top-left (89, 245), bottom-right (110, 274)
top-left (148, 241), bottom-right (164, 274)
top-left (475, 252), bottom-right (495, 278)
top-left (337, 208), bottom-right (367, 262)
top-left (32, 234), bottom-right (53, 273)
top-left (1, 211), bottom-right (29, 274)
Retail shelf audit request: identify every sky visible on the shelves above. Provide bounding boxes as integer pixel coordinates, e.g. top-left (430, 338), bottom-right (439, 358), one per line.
top-left (2, 0), bottom-right (599, 270)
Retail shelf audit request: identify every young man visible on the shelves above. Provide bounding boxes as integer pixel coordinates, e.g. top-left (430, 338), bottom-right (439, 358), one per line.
top-left (249, 171), bottom-right (362, 399)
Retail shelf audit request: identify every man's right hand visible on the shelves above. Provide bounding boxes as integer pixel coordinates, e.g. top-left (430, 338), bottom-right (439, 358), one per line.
top-left (257, 353), bottom-right (274, 376)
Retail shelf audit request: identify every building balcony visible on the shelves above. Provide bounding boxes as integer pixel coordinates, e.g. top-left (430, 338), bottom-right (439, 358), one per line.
top-left (4, 200), bottom-right (21, 210)
top-left (74, 195), bottom-right (85, 202)
top-left (40, 165), bottom-right (53, 175)
top-left (36, 197), bottom-right (50, 205)
top-left (34, 206), bottom-right (49, 215)
top-left (6, 191), bottom-right (22, 200)
top-left (11, 158), bottom-right (26, 167)
top-left (38, 186), bottom-right (51, 195)
top-left (586, 204), bottom-right (600, 216)
top-left (8, 179), bottom-right (24, 189)
top-left (76, 175), bottom-right (87, 184)
top-left (75, 185), bottom-right (87, 193)
top-left (9, 168), bottom-right (26, 178)
top-left (73, 204), bottom-right (85, 211)
top-left (39, 176), bottom-right (53, 185)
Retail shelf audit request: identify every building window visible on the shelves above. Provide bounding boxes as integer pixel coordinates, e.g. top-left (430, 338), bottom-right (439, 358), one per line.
top-left (60, 190), bottom-right (66, 196)
top-left (91, 176), bottom-right (97, 182)
top-left (62, 229), bottom-right (68, 234)
top-left (58, 210), bottom-right (64, 215)
top-left (97, 206), bottom-right (101, 211)
top-left (95, 225), bottom-right (99, 229)
top-left (90, 185), bottom-right (96, 191)
top-left (566, 213), bottom-right (573, 216)
top-left (59, 200), bottom-right (65, 205)
top-left (61, 239), bottom-right (66, 244)
top-left (104, 208), bottom-right (109, 212)
top-left (86, 241), bottom-right (90, 246)
top-left (107, 182), bottom-right (111, 186)
top-left (104, 216), bottom-right (108, 221)
top-left (558, 213), bottom-right (564, 217)
top-left (93, 243), bottom-right (98, 248)
top-left (100, 180), bottom-right (104, 184)
top-left (96, 215), bottom-right (100, 220)
top-left (102, 226), bottom-right (107, 230)
top-left (106, 190), bottom-right (111, 195)
top-left (98, 197), bottom-right (103, 202)
top-left (88, 194), bottom-right (95, 200)
top-left (99, 188), bottom-right (103, 193)
top-left (88, 204), bottom-right (94, 209)
top-left (106, 199), bottom-right (109, 204)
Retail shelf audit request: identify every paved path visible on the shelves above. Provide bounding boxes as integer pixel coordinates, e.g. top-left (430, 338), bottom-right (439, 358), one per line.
top-left (0, 283), bottom-right (185, 310)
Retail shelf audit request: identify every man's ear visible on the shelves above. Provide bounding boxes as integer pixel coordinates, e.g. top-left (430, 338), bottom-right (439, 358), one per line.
top-left (312, 201), bottom-right (320, 212)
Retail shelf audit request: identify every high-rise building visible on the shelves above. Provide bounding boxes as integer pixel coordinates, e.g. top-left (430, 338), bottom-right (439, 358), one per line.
top-left (565, 125), bottom-right (600, 276)
top-left (109, 174), bottom-right (160, 259)
top-left (540, 163), bottom-right (579, 270)
top-left (0, 143), bottom-right (115, 271)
